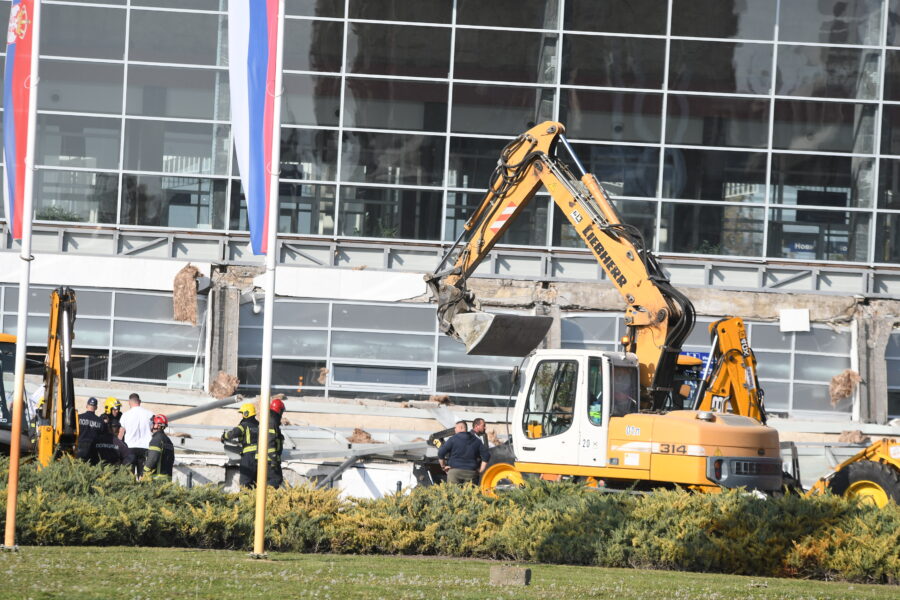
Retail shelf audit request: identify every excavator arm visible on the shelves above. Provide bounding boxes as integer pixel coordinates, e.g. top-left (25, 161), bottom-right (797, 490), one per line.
top-left (427, 122), bottom-right (695, 410)
top-left (35, 287), bottom-right (78, 466)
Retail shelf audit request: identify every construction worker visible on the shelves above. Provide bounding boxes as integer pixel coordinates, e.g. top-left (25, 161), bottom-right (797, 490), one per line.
top-left (143, 414), bottom-right (175, 481)
top-left (76, 397), bottom-right (105, 464)
top-left (438, 420), bottom-right (490, 485)
top-left (221, 402), bottom-right (260, 488)
top-left (268, 397), bottom-right (286, 488)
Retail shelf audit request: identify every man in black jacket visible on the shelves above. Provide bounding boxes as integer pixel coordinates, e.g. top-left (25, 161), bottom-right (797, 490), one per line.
top-left (143, 414), bottom-right (175, 481)
top-left (437, 420), bottom-right (490, 485)
top-left (267, 397), bottom-right (286, 488)
top-left (221, 402), bottom-right (260, 488)
top-left (76, 397), bottom-right (105, 464)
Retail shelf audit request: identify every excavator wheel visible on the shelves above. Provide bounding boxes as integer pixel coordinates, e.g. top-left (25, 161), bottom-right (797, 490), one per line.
top-left (479, 461), bottom-right (524, 497)
top-left (828, 460), bottom-right (900, 507)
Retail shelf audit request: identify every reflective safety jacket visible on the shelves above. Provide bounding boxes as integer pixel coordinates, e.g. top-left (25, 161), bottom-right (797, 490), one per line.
top-left (143, 430), bottom-right (175, 480)
top-left (222, 417), bottom-right (261, 456)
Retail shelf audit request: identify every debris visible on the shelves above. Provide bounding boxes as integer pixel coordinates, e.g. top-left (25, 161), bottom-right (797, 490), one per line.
top-left (488, 429), bottom-right (502, 447)
top-left (352, 265), bottom-right (367, 271)
top-left (209, 371), bottom-right (239, 399)
top-left (173, 263), bottom-right (201, 325)
top-left (429, 394), bottom-right (451, 405)
top-left (829, 369), bottom-right (862, 405)
top-left (837, 430), bottom-right (870, 445)
top-left (399, 402), bottom-right (410, 408)
top-left (281, 417), bottom-right (292, 426)
top-left (316, 367), bottom-right (329, 385)
top-left (171, 432), bottom-right (192, 439)
top-left (347, 428), bottom-right (375, 444)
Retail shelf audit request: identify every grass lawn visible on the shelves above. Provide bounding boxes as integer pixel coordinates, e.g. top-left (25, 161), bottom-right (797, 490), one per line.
top-left (0, 546), bottom-right (894, 599)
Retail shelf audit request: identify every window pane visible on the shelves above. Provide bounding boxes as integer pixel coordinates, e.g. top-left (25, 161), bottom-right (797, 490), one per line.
top-left (115, 293), bottom-right (176, 320)
top-left (449, 193), bottom-right (549, 246)
top-left (523, 360), bottom-right (578, 438)
top-left (113, 321), bottom-right (200, 352)
top-left (133, 0), bottom-right (219, 8)
top-left (127, 65), bottom-right (229, 120)
top-left (238, 358), bottom-right (328, 389)
top-left (281, 128), bottom-right (338, 181)
top-left (130, 10), bottom-right (223, 65)
top-left (343, 79), bottom-right (448, 131)
top-left (776, 46), bottom-right (879, 99)
top-left (286, 0), bottom-right (344, 17)
top-left (332, 364), bottom-right (428, 386)
top-left (890, 0), bottom-right (900, 45)
top-left (881, 104), bottom-right (900, 155)
top-left (282, 74), bottom-right (341, 126)
top-left (767, 208), bottom-right (870, 261)
top-left (455, 29), bottom-right (557, 84)
top-left (42, 4), bottom-right (126, 60)
top-left (73, 290), bottom-right (112, 317)
top-left (561, 316), bottom-right (620, 343)
top-left (36, 115), bottom-right (121, 170)
top-left (878, 159), bottom-right (900, 208)
top-left (339, 187), bottom-right (442, 240)
top-left (671, 0), bottom-right (777, 40)
top-left (34, 170), bottom-right (118, 224)
top-left (333, 304), bottom-right (434, 332)
top-left (38, 60), bottom-right (123, 114)
top-left (230, 182), bottom-right (336, 235)
top-left (661, 204), bottom-right (764, 256)
top-left (760, 381), bottom-right (790, 410)
top-left (778, 0), bottom-right (882, 46)
top-left (751, 324), bottom-right (792, 350)
top-left (69, 317), bottom-right (111, 347)
top-left (771, 154), bottom-right (874, 208)
top-left (564, 0), bottom-right (667, 35)
top-left (564, 144), bottom-right (659, 198)
top-left (796, 328), bottom-right (851, 354)
top-left (560, 89), bottom-right (662, 142)
top-left (875, 213), bottom-right (900, 263)
top-left (331, 331), bottom-right (434, 361)
top-left (458, 0), bottom-right (558, 29)
top-left (666, 94), bottom-right (769, 148)
top-left (669, 40), bottom-right (772, 94)
top-left (774, 100), bottom-right (874, 154)
top-left (451, 84), bottom-right (555, 136)
top-left (437, 367), bottom-right (512, 396)
top-left (563, 35), bottom-right (665, 88)
top-left (124, 121), bottom-right (230, 175)
top-left (274, 302), bottom-right (329, 327)
top-left (238, 328), bottom-right (327, 357)
top-left (283, 20), bottom-right (343, 72)
top-left (663, 149), bottom-right (766, 202)
top-left (349, 0), bottom-right (451, 23)
top-left (555, 199), bottom-right (657, 249)
top-left (437, 336), bottom-right (520, 367)
top-left (341, 132), bottom-right (445, 186)
top-left (346, 23), bottom-right (450, 77)
top-left (447, 137), bottom-right (508, 189)
top-left (795, 354), bottom-right (851, 381)
top-left (112, 351), bottom-right (203, 384)
top-left (121, 175), bottom-right (227, 229)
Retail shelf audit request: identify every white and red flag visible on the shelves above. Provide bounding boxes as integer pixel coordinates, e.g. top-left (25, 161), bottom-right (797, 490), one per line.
top-left (3, 0), bottom-right (36, 240)
top-left (229, 0), bottom-right (280, 255)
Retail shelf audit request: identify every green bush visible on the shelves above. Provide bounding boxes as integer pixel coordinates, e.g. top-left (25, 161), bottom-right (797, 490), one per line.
top-left (1, 458), bottom-right (898, 584)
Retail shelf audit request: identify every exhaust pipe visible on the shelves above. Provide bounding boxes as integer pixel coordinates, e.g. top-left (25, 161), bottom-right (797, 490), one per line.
top-left (451, 312), bottom-right (553, 357)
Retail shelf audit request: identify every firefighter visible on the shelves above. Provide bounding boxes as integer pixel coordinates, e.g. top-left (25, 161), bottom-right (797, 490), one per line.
top-left (76, 397), bottom-right (105, 464)
top-left (102, 396), bottom-right (123, 429)
top-left (221, 403), bottom-right (260, 488)
top-left (267, 397), bottom-right (286, 488)
top-left (143, 414), bottom-right (175, 481)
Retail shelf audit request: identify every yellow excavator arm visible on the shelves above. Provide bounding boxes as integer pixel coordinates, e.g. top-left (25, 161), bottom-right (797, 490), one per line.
top-left (427, 122), bottom-right (696, 411)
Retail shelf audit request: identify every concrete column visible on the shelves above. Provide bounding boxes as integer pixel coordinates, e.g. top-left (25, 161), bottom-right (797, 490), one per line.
top-left (208, 285), bottom-right (240, 382)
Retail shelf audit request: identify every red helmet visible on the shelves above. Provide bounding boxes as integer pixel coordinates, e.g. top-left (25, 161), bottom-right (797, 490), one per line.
top-left (270, 398), bottom-right (285, 415)
top-left (151, 414), bottom-right (168, 428)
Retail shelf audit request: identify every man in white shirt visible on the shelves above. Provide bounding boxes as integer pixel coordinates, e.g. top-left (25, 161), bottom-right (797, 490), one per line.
top-left (118, 393), bottom-right (153, 477)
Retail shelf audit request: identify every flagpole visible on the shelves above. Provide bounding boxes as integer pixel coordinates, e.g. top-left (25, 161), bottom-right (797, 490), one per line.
top-left (4, 0), bottom-right (41, 551)
top-left (252, 0), bottom-right (285, 559)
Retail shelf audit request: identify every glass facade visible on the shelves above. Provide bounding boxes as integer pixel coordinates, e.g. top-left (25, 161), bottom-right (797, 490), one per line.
top-left (0, 0), bottom-right (897, 266)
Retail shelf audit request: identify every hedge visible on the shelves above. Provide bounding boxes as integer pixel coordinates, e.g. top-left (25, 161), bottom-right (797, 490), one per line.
top-left (0, 458), bottom-right (898, 584)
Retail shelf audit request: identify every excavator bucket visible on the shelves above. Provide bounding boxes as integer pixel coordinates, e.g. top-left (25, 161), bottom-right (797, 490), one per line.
top-left (451, 312), bottom-right (553, 357)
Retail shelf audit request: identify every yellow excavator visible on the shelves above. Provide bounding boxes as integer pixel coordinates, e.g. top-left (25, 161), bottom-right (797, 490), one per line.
top-left (0, 287), bottom-right (78, 466)
top-left (427, 122), bottom-right (781, 494)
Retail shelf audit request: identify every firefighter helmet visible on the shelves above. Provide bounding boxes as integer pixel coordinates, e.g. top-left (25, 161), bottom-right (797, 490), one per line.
top-left (151, 414), bottom-right (168, 429)
top-left (104, 396), bottom-right (122, 414)
top-left (270, 398), bottom-right (285, 415)
top-left (238, 402), bottom-right (257, 419)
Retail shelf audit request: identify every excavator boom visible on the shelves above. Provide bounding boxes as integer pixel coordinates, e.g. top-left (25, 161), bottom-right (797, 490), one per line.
top-left (428, 122), bottom-right (695, 410)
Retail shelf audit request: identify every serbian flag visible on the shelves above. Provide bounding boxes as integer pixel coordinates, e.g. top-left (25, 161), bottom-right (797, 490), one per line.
top-left (3, 0), bottom-right (36, 241)
top-left (229, 0), bottom-right (280, 255)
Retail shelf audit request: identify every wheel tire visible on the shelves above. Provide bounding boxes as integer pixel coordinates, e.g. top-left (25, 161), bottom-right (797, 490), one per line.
top-left (479, 443), bottom-right (522, 497)
top-left (828, 460), bottom-right (900, 507)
